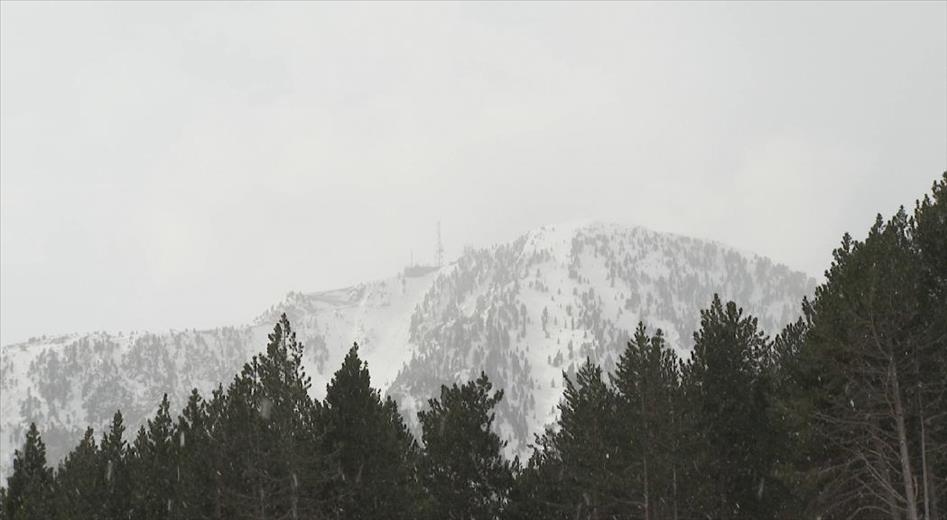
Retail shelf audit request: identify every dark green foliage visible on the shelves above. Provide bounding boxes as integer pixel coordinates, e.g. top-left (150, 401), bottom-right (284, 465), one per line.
top-left (788, 173), bottom-right (947, 519)
top-left (419, 372), bottom-right (514, 520)
top-left (321, 344), bottom-right (422, 519)
top-left (527, 359), bottom-right (627, 519)
top-left (512, 328), bottom-right (685, 520)
top-left (215, 313), bottom-right (329, 519)
top-left (679, 295), bottom-right (779, 519)
top-left (7, 172), bottom-right (943, 520)
top-left (612, 324), bottom-right (682, 520)
top-left (129, 394), bottom-right (178, 519)
top-left (99, 411), bottom-right (132, 519)
top-left (911, 173), bottom-right (947, 520)
top-left (53, 427), bottom-right (101, 520)
top-left (3, 423), bottom-right (54, 520)
top-left (766, 319), bottom-right (816, 518)
top-left (175, 390), bottom-right (215, 519)
top-left (913, 173), bottom-right (947, 303)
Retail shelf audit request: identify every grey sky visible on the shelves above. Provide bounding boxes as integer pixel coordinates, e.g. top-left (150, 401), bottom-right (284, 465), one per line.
top-left (1, 2), bottom-right (945, 345)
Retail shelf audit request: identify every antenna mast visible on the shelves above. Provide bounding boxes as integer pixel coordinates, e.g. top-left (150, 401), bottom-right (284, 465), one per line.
top-left (435, 221), bottom-right (444, 267)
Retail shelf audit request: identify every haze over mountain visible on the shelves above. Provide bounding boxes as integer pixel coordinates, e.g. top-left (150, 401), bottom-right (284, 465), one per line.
top-left (0, 221), bottom-right (815, 477)
top-left (3, 3), bottom-right (944, 353)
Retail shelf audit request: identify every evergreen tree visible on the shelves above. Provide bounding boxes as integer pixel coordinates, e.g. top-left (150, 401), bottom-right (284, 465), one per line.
top-left (216, 313), bottom-right (329, 519)
top-left (53, 427), bottom-right (102, 520)
top-left (419, 372), bottom-right (514, 520)
top-left (767, 318), bottom-right (816, 518)
top-left (909, 172), bottom-right (947, 520)
top-left (2, 423), bottom-right (54, 520)
top-left (680, 295), bottom-right (778, 519)
top-left (202, 384), bottom-right (229, 520)
top-left (793, 174), bottom-right (947, 519)
top-left (129, 394), bottom-right (178, 520)
top-left (528, 359), bottom-right (627, 520)
top-left (175, 389), bottom-right (216, 519)
top-left (99, 411), bottom-right (132, 519)
top-left (612, 324), bottom-right (682, 520)
top-left (322, 344), bottom-right (423, 519)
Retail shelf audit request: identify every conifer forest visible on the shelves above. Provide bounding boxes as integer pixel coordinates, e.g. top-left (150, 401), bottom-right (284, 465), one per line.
top-left (2, 173), bottom-right (944, 520)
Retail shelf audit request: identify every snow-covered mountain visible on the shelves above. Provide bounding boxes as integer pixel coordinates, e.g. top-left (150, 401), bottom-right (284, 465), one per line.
top-left (0, 222), bottom-right (816, 477)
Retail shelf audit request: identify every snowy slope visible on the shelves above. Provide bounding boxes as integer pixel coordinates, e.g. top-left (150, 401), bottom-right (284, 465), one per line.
top-left (0, 222), bottom-right (815, 477)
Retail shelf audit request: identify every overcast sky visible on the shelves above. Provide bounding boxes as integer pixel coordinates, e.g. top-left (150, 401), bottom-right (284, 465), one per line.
top-left (1, 2), bottom-right (945, 345)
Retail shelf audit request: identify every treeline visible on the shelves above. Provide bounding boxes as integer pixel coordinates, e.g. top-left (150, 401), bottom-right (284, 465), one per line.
top-left (2, 173), bottom-right (945, 520)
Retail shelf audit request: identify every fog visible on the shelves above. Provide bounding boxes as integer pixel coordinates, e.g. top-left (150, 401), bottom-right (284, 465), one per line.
top-left (2, 2), bottom-right (945, 345)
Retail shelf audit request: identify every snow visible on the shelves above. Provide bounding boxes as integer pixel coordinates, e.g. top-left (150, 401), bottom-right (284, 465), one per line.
top-left (0, 221), bottom-right (815, 477)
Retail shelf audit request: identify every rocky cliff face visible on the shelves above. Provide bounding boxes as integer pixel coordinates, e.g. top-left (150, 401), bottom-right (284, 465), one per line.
top-left (0, 222), bottom-right (815, 476)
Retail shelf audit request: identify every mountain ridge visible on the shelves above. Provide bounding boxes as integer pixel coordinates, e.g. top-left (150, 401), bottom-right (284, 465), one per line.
top-left (0, 221), bottom-right (816, 477)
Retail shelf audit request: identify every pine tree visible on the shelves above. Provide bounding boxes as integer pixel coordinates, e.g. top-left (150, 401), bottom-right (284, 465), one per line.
top-left (793, 174), bottom-right (947, 519)
top-left (909, 172), bottom-right (947, 520)
top-left (680, 295), bottom-right (778, 519)
top-left (419, 372), bottom-right (514, 520)
top-left (129, 394), bottom-right (178, 520)
top-left (613, 324), bottom-right (682, 520)
top-left (99, 411), bottom-right (132, 519)
top-left (202, 384), bottom-right (229, 520)
top-left (53, 427), bottom-right (102, 520)
top-left (2, 423), bottom-right (54, 520)
top-left (322, 344), bottom-right (423, 519)
top-left (175, 389), bottom-right (215, 519)
top-left (216, 313), bottom-right (329, 519)
top-left (528, 359), bottom-right (627, 520)
top-left (767, 318), bottom-right (815, 518)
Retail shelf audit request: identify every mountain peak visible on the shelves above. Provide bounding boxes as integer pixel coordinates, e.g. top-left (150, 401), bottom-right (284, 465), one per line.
top-left (0, 224), bottom-right (815, 476)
